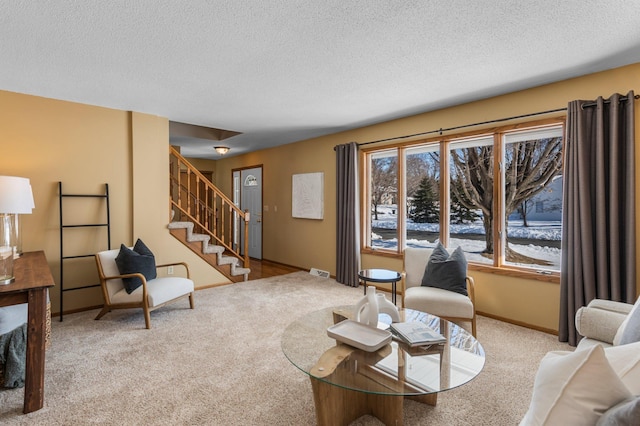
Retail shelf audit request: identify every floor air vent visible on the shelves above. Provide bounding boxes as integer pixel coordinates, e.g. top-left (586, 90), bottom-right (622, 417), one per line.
top-left (309, 268), bottom-right (330, 278)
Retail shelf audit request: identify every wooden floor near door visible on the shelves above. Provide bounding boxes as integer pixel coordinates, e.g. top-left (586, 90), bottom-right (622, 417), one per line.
top-left (247, 258), bottom-right (303, 280)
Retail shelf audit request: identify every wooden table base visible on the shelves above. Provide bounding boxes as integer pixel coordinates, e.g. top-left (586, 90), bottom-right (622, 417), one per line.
top-left (311, 376), bottom-right (437, 426)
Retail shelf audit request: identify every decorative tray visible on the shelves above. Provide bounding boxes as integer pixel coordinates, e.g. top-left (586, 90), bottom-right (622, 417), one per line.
top-left (327, 320), bottom-right (392, 352)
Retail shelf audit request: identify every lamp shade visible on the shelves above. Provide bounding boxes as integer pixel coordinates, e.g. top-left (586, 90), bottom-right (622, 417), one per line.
top-left (214, 146), bottom-right (230, 155)
top-left (0, 176), bottom-right (35, 214)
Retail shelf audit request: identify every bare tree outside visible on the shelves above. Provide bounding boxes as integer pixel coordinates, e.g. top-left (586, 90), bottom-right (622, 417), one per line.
top-left (450, 135), bottom-right (562, 259)
top-left (370, 155), bottom-right (397, 220)
top-left (406, 154), bottom-right (431, 199)
top-left (504, 137), bottom-right (563, 218)
top-left (450, 141), bottom-right (494, 252)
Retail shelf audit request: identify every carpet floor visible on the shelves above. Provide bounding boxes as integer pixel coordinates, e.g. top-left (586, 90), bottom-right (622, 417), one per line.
top-left (0, 271), bottom-right (571, 425)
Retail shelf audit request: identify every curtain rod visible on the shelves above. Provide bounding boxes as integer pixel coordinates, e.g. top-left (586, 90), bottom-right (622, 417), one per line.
top-left (356, 93), bottom-right (638, 147)
top-left (357, 107), bottom-right (567, 146)
top-left (580, 93), bottom-right (639, 109)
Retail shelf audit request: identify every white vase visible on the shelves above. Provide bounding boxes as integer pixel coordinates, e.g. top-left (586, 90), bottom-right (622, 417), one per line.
top-left (354, 286), bottom-right (379, 326)
top-left (376, 293), bottom-right (400, 323)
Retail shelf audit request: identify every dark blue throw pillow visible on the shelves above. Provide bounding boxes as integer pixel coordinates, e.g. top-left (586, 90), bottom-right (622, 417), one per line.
top-left (421, 243), bottom-right (468, 296)
top-left (115, 239), bottom-right (157, 294)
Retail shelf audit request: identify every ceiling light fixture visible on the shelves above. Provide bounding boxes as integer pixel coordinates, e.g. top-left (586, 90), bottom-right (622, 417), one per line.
top-left (214, 146), bottom-right (230, 155)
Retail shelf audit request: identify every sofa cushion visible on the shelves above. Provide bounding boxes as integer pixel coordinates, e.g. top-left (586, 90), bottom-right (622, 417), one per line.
top-left (596, 396), bottom-right (640, 426)
top-left (421, 243), bottom-right (468, 296)
top-left (603, 341), bottom-right (640, 394)
top-left (115, 239), bottom-right (157, 294)
top-left (618, 299), bottom-right (640, 345)
top-left (405, 286), bottom-right (474, 318)
top-left (576, 337), bottom-right (613, 350)
top-left (110, 277), bottom-right (194, 307)
top-left (613, 295), bottom-right (640, 345)
top-left (520, 344), bottom-right (631, 426)
top-left (535, 341), bottom-right (640, 396)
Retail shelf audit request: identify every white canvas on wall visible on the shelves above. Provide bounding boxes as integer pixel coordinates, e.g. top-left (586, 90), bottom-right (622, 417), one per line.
top-left (292, 172), bottom-right (324, 219)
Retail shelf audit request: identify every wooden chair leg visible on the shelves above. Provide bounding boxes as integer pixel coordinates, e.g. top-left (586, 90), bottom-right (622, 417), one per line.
top-left (143, 308), bottom-right (151, 329)
top-left (189, 292), bottom-right (195, 309)
top-left (471, 316), bottom-right (477, 338)
top-left (94, 306), bottom-right (110, 320)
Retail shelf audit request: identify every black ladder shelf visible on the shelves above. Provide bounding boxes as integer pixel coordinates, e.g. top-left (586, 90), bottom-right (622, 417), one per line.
top-left (58, 182), bottom-right (111, 321)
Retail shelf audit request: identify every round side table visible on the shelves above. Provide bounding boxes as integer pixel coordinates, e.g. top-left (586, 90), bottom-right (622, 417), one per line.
top-left (358, 268), bottom-right (401, 305)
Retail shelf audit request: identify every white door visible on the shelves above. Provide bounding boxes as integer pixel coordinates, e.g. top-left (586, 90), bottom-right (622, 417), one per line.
top-left (239, 167), bottom-right (262, 259)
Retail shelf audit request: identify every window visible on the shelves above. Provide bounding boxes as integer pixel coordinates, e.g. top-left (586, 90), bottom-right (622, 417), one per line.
top-left (363, 120), bottom-right (564, 275)
top-left (502, 127), bottom-right (563, 270)
top-left (448, 136), bottom-right (494, 264)
top-left (368, 150), bottom-right (398, 250)
top-left (405, 145), bottom-right (440, 249)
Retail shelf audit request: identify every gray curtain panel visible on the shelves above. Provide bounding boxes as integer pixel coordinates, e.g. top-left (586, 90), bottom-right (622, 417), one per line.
top-left (336, 142), bottom-right (360, 287)
top-left (559, 91), bottom-right (636, 346)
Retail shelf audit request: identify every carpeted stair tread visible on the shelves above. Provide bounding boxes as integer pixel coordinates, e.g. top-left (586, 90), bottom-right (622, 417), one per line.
top-left (168, 220), bottom-right (250, 281)
top-left (203, 245), bottom-right (225, 254)
top-left (168, 221), bottom-right (193, 230)
top-left (187, 233), bottom-right (210, 243)
top-left (218, 255), bottom-right (239, 266)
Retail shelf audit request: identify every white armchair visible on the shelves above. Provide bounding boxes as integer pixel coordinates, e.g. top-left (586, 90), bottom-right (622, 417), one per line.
top-left (401, 247), bottom-right (476, 337)
top-left (94, 248), bottom-right (195, 329)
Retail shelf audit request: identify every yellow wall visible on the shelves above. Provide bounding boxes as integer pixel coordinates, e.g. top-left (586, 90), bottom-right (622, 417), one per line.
top-left (2, 63), bottom-right (638, 328)
top-left (183, 158), bottom-right (217, 183)
top-left (214, 62), bottom-right (640, 333)
top-left (0, 91), bottom-right (228, 315)
top-left (214, 142), bottom-right (337, 273)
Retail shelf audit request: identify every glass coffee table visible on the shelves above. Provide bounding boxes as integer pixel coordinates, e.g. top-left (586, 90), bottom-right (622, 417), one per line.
top-left (282, 306), bottom-right (485, 426)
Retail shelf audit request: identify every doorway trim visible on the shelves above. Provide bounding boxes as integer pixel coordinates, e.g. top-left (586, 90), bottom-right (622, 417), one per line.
top-left (232, 164), bottom-right (263, 260)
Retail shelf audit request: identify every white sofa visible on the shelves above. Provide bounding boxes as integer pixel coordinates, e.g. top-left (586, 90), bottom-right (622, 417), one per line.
top-left (521, 297), bottom-right (640, 425)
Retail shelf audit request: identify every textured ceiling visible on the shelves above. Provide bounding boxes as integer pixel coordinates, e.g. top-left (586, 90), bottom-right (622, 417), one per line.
top-left (2, 1), bottom-right (640, 158)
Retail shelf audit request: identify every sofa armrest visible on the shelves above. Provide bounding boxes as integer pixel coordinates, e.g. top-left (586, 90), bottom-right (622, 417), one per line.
top-left (584, 299), bottom-right (633, 316)
top-left (575, 304), bottom-right (628, 345)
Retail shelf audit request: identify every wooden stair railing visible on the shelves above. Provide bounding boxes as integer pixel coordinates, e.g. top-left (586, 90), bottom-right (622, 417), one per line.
top-left (169, 146), bottom-right (250, 268)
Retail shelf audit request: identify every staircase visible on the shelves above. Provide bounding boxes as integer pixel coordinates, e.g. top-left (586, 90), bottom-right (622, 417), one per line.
top-left (169, 146), bottom-right (251, 281)
top-left (168, 221), bottom-right (250, 281)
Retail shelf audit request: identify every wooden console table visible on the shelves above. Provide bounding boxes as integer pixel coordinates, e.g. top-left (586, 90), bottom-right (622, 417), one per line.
top-left (0, 251), bottom-right (54, 413)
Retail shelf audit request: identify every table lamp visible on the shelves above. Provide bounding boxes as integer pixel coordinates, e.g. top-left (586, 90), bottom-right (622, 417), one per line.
top-left (0, 176), bottom-right (35, 284)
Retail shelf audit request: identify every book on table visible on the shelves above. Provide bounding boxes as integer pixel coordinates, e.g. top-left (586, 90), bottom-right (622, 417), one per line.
top-left (389, 321), bottom-right (446, 347)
